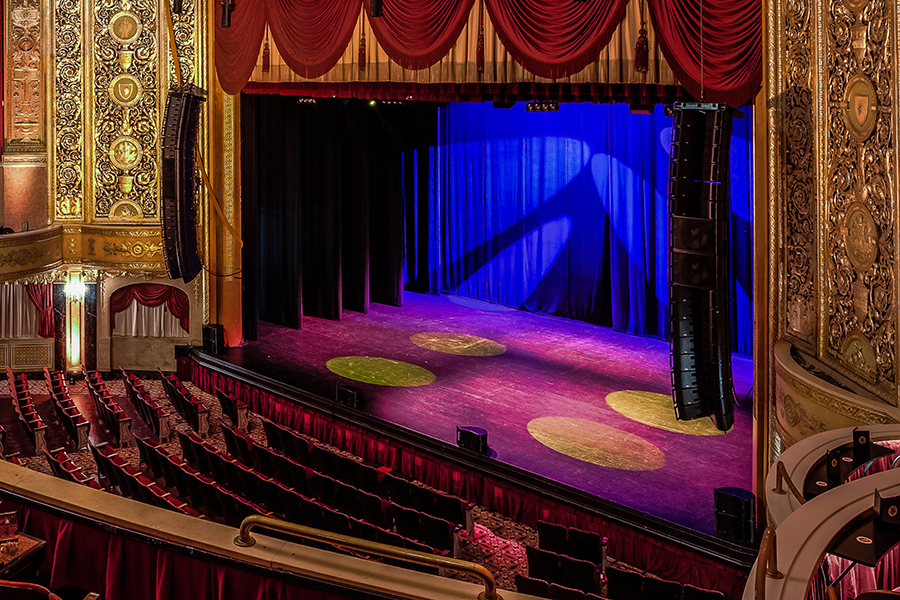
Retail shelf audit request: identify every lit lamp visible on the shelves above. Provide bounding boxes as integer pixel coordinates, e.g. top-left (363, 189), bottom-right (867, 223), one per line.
top-left (64, 273), bottom-right (85, 373)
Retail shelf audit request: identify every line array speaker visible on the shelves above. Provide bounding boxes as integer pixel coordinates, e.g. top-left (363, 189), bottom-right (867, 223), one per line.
top-left (162, 84), bottom-right (207, 284)
top-left (714, 486), bottom-right (757, 545)
top-left (667, 102), bottom-right (736, 432)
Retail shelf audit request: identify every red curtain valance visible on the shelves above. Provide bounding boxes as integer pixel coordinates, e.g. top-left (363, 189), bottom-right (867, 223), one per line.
top-left (483, 0), bottom-right (629, 80)
top-left (364, 0), bottom-right (476, 71)
top-left (110, 284), bottom-right (190, 334)
top-left (214, 0), bottom-right (268, 96)
top-left (646, 0), bottom-right (761, 106)
top-left (25, 283), bottom-right (54, 339)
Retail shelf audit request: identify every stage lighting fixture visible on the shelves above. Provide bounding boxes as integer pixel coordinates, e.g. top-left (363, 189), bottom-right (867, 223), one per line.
top-left (296, 97), bottom-right (317, 105)
top-left (369, 99), bottom-right (377, 106)
top-left (525, 101), bottom-right (560, 112)
top-left (221, 0), bottom-right (233, 28)
top-left (370, 0), bottom-right (383, 17)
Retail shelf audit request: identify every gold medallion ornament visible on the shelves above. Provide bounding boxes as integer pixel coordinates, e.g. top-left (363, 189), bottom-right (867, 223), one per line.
top-left (109, 74), bottom-right (143, 106)
top-left (109, 136), bottom-right (143, 170)
top-left (844, 74), bottom-right (877, 142)
top-left (109, 11), bottom-right (142, 45)
top-left (843, 203), bottom-right (878, 272)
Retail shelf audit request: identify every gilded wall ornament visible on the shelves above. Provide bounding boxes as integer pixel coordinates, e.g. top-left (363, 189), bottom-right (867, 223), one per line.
top-left (109, 74), bottom-right (143, 106)
top-left (843, 202), bottom-right (879, 271)
top-left (844, 74), bottom-right (878, 142)
top-left (103, 240), bottom-right (163, 259)
top-left (53, 0), bottom-right (84, 220)
top-left (109, 201), bottom-right (142, 219)
top-left (8, 0), bottom-right (44, 149)
top-left (109, 135), bottom-right (143, 170)
top-left (108, 11), bottom-right (142, 45)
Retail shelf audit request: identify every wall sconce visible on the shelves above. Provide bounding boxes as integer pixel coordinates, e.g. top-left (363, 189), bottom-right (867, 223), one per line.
top-left (64, 279), bottom-right (86, 301)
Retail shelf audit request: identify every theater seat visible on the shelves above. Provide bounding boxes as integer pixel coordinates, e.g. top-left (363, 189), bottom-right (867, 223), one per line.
top-left (515, 573), bottom-right (550, 598)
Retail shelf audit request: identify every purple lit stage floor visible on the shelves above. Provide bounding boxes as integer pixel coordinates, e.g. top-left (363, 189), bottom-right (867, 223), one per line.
top-left (223, 292), bottom-right (753, 536)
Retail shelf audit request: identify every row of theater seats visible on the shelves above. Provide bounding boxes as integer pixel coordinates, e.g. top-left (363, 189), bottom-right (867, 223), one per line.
top-left (517, 566), bottom-right (724, 600)
top-left (253, 412), bottom-right (474, 531)
top-left (43, 369), bottom-right (89, 449)
top-left (82, 368), bottom-right (131, 445)
top-left (43, 447), bottom-right (101, 489)
top-left (159, 369), bottom-right (209, 437)
top-left (216, 388), bottom-right (248, 431)
top-left (537, 519), bottom-right (608, 565)
top-left (7, 367), bottom-right (47, 453)
top-left (89, 440), bottom-right (201, 518)
top-left (121, 370), bottom-right (171, 442)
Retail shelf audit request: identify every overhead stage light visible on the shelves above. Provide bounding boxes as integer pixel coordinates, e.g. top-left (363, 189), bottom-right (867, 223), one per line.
top-left (525, 101), bottom-right (560, 113)
top-left (370, 0), bottom-right (383, 17)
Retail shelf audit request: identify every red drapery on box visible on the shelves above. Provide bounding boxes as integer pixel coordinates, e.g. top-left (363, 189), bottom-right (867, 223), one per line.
top-left (25, 283), bottom-right (54, 339)
top-left (365, 0), bottom-right (476, 70)
top-left (483, 0), bottom-right (629, 80)
top-left (110, 284), bottom-right (190, 334)
top-left (179, 357), bottom-right (748, 599)
top-left (646, 0), bottom-right (761, 105)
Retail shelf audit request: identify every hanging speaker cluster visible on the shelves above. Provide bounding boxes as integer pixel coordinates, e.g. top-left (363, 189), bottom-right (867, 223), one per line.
top-left (667, 102), bottom-right (736, 433)
top-left (161, 84), bottom-right (207, 284)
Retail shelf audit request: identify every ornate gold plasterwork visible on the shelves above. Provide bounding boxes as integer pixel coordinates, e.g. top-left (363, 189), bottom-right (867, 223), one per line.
top-left (0, 248), bottom-right (51, 267)
top-left (782, 0), bottom-right (816, 347)
top-left (7, 0), bottom-right (44, 151)
top-left (103, 240), bottom-right (162, 258)
top-left (780, 393), bottom-right (829, 437)
top-left (825, 0), bottom-right (895, 396)
top-left (52, 0), bottom-right (84, 220)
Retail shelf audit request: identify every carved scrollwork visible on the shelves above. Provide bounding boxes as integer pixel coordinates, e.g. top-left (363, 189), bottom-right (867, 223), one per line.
top-left (8, 0), bottom-right (44, 149)
top-left (826, 0), bottom-right (895, 393)
top-left (53, 0), bottom-right (84, 220)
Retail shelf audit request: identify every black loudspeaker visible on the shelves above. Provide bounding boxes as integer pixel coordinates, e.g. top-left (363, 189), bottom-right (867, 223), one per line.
top-left (336, 385), bottom-right (363, 409)
top-left (202, 324), bottom-right (225, 355)
top-left (854, 427), bottom-right (871, 457)
top-left (826, 447), bottom-right (843, 484)
top-left (714, 486), bottom-right (756, 545)
top-left (162, 85), bottom-right (207, 284)
top-left (667, 103), bottom-right (736, 433)
top-left (457, 426), bottom-right (488, 455)
top-left (875, 489), bottom-right (900, 527)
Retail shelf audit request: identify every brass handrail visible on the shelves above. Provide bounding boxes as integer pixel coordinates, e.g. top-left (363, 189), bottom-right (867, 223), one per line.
top-left (754, 525), bottom-right (783, 600)
top-left (234, 515), bottom-right (501, 600)
top-left (772, 460), bottom-right (807, 505)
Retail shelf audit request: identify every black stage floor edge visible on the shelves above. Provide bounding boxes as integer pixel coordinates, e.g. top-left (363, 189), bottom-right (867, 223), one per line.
top-left (188, 347), bottom-right (758, 571)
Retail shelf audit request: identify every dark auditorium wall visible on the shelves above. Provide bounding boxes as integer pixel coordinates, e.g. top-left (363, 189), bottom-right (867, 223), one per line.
top-left (241, 95), bottom-right (437, 330)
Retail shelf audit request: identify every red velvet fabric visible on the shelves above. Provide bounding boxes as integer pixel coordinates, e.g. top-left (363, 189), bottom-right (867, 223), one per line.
top-left (25, 283), bottom-right (54, 339)
top-left (243, 80), bottom-right (690, 105)
top-left (214, 0), bottom-right (268, 95)
top-left (109, 284), bottom-right (190, 334)
top-left (365, 0), bottom-right (476, 70)
top-left (646, 0), bottom-right (761, 106)
top-left (179, 357), bottom-right (748, 599)
top-left (265, 0), bottom-right (361, 80)
top-left (483, 0), bottom-right (629, 79)
top-left (19, 507), bottom-right (352, 600)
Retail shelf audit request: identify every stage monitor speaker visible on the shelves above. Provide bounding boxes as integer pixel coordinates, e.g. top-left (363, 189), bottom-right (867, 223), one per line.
top-left (162, 85), bottom-right (207, 284)
top-left (714, 487), bottom-right (756, 545)
top-left (854, 427), bottom-right (871, 457)
top-left (336, 385), bottom-right (363, 409)
top-left (202, 324), bottom-right (225, 355)
top-left (875, 489), bottom-right (900, 527)
top-left (457, 426), bottom-right (488, 455)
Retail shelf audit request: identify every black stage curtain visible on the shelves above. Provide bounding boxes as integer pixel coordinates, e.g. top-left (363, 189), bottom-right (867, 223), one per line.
top-left (242, 96), bottom-right (436, 328)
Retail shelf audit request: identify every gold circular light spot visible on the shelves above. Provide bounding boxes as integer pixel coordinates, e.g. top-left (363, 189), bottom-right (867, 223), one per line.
top-left (527, 417), bottom-right (665, 471)
top-left (326, 356), bottom-right (435, 387)
top-left (410, 332), bottom-right (507, 357)
top-left (606, 390), bottom-right (723, 436)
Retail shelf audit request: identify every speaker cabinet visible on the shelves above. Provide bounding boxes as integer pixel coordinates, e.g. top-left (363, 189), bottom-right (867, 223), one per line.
top-left (336, 385), bottom-right (363, 409)
top-left (854, 427), bottom-right (871, 457)
top-left (714, 486), bottom-right (756, 545)
top-left (162, 85), bottom-right (207, 284)
top-left (667, 103), bottom-right (736, 432)
top-left (202, 324), bottom-right (225, 355)
top-left (457, 426), bottom-right (488, 455)
top-left (875, 489), bottom-right (900, 527)
top-left (826, 447), bottom-right (843, 484)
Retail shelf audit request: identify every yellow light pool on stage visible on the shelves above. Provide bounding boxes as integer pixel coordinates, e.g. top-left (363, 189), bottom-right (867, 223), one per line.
top-left (527, 416), bottom-right (666, 471)
top-left (410, 332), bottom-right (506, 356)
top-left (326, 356), bottom-right (436, 387)
top-left (605, 390), bottom-right (723, 436)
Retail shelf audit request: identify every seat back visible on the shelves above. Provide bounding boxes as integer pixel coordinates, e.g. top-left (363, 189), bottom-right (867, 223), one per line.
top-left (644, 577), bottom-right (683, 600)
top-left (549, 583), bottom-right (586, 600)
top-left (515, 573), bottom-right (550, 598)
top-left (567, 527), bottom-right (602, 564)
top-left (606, 566), bottom-right (643, 600)
top-left (526, 545), bottom-right (561, 584)
top-left (537, 520), bottom-right (568, 554)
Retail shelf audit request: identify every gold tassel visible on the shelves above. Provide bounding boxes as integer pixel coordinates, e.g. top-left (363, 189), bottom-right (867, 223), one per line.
top-left (635, 0), bottom-right (648, 76)
top-left (262, 26), bottom-right (270, 73)
top-left (476, 0), bottom-right (484, 73)
top-left (358, 12), bottom-right (367, 72)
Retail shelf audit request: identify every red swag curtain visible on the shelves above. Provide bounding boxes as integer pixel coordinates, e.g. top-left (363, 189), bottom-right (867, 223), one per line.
top-left (483, 0), bottom-right (629, 80)
top-left (214, 0), bottom-right (267, 96)
top-left (646, 0), bottom-right (761, 105)
top-left (25, 283), bottom-right (54, 339)
top-left (110, 284), bottom-right (190, 334)
top-left (365, 0), bottom-right (476, 70)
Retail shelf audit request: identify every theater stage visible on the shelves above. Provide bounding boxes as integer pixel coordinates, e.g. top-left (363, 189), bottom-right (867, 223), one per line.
top-left (212, 292), bottom-right (753, 541)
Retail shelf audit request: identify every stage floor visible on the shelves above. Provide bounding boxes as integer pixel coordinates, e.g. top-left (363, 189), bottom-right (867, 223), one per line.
top-left (221, 292), bottom-right (753, 537)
